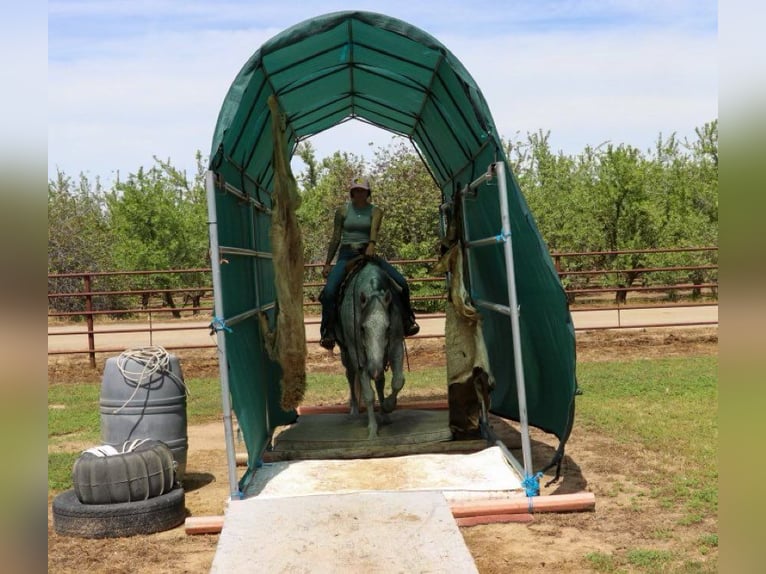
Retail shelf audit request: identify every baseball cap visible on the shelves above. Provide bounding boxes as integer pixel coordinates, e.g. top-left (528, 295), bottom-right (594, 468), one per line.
top-left (349, 177), bottom-right (370, 192)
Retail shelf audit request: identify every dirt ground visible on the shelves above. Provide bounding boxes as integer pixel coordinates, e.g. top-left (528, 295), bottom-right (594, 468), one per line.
top-left (47, 327), bottom-right (718, 573)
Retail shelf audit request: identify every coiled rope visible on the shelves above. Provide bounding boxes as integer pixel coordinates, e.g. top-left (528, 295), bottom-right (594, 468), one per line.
top-left (111, 346), bottom-right (188, 414)
top-left (83, 438), bottom-right (152, 457)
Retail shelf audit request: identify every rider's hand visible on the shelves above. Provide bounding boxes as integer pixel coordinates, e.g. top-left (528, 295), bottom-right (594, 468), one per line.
top-left (322, 263), bottom-right (332, 278)
top-left (365, 243), bottom-right (376, 257)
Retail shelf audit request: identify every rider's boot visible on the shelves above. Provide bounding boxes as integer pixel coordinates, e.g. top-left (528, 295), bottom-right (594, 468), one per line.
top-left (401, 295), bottom-right (420, 337)
top-left (404, 314), bottom-right (420, 337)
top-left (319, 309), bottom-right (336, 350)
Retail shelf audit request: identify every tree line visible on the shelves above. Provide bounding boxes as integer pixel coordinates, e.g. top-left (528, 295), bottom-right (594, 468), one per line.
top-left (48, 121), bottom-right (717, 314)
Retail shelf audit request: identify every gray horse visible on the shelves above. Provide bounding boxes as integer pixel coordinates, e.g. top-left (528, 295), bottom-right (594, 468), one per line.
top-left (336, 260), bottom-right (406, 439)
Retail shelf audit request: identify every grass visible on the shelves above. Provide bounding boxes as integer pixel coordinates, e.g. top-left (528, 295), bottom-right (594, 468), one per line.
top-left (575, 355), bottom-right (717, 572)
top-left (585, 552), bottom-right (617, 572)
top-left (48, 356), bottom-right (718, 541)
top-left (576, 356), bottom-right (718, 523)
top-left (627, 548), bottom-right (674, 569)
top-left (47, 377), bottom-right (231, 492)
top-left (47, 369), bottom-right (450, 490)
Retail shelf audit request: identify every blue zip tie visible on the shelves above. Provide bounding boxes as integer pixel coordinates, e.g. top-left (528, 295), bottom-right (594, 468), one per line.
top-left (495, 230), bottom-right (512, 242)
top-left (209, 316), bottom-right (232, 334)
top-left (522, 471), bottom-right (544, 498)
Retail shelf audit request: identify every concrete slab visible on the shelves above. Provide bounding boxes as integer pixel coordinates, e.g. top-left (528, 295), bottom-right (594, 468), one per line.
top-left (210, 490), bottom-right (479, 574)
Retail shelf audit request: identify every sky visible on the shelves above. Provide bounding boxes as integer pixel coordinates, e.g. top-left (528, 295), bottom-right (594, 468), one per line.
top-left (48, 0), bottom-right (718, 186)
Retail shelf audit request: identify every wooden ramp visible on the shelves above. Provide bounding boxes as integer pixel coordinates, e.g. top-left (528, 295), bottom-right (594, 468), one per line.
top-left (210, 491), bottom-right (479, 573)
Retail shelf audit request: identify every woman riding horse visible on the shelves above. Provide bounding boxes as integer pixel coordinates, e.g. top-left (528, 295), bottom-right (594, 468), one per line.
top-left (319, 177), bottom-right (420, 350)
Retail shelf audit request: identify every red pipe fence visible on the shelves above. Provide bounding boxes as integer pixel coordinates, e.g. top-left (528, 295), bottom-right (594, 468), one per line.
top-left (49, 247), bottom-right (718, 366)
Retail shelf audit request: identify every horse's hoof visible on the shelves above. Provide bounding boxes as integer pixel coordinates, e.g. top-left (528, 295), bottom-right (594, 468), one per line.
top-left (382, 396), bottom-right (397, 414)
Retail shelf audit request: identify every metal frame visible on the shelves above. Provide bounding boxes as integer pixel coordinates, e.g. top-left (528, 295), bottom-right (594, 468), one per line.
top-left (459, 161), bottom-right (535, 483)
top-left (205, 170), bottom-right (245, 500)
top-left (206, 170), bottom-right (282, 499)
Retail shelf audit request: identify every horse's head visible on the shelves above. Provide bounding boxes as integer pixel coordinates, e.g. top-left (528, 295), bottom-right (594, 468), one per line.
top-left (358, 279), bottom-right (392, 380)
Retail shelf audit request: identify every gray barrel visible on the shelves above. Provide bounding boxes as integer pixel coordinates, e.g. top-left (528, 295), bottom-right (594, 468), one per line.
top-left (100, 354), bottom-right (188, 480)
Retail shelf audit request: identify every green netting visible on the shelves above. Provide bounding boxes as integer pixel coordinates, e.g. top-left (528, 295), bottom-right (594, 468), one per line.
top-left (209, 11), bottom-right (577, 490)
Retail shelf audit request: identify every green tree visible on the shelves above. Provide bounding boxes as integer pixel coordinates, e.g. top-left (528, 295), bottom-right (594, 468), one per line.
top-left (296, 150), bottom-right (366, 265)
top-left (368, 140), bottom-right (441, 261)
top-left (48, 171), bottom-right (118, 314)
top-left (295, 141), bottom-right (319, 189)
top-left (368, 141), bottom-right (442, 311)
top-left (106, 157), bottom-right (209, 317)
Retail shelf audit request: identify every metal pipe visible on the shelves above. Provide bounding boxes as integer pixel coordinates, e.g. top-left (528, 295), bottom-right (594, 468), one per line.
top-left (225, 304), bottom-right (275, 329)
top-left (218, 246), bottom-right (273, 259)
top-left (221, 181), bottom-right (271, 213)
top-left (468, 166), bottom-right (494, 191)
top-left (496, 161), bottom-right (534, 480)
top-left (83, 274), bottom-right (96, 368)
top-left (205, 170), bottom-right (242, 500)
top-left (474, 299), bottom-right (511, 316)
top-left (466, 234), bottom-right (508, 249)
top-left (483, 422), bottom-right (525, 477)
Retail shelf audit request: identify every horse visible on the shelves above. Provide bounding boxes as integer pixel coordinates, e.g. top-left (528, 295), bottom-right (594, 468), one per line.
top-left (336, 259), bottom-right (406, 439)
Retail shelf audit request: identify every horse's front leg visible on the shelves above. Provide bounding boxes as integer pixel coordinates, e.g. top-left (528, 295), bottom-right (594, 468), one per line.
top-left (382, 343), bottom-right (406, 414)
top-left (347, 369), bottom-right (360, 416)
top-left (374, 374), bottom-right (391, 425)
top-left (340, 348), bottom-right (360, 416)
top-left (359, 370), bottom-right (378, 439)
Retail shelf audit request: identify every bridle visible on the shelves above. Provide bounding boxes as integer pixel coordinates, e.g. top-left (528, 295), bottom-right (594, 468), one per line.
top-left (351, 270), bottom-right (392, 372)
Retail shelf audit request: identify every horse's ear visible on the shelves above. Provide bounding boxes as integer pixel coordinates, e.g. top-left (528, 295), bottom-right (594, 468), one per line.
top-left (383, 290), bottom-right (392, 306)
top-left (360, 292), bottom-right (368, 307)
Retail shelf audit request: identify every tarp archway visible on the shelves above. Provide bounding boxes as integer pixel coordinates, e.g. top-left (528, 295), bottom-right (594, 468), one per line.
top-left (208, 11), bottom-right (577, 493)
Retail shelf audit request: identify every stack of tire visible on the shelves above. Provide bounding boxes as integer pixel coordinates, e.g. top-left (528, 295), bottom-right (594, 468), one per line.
top-left (52, 439), bottom-right (186, 538)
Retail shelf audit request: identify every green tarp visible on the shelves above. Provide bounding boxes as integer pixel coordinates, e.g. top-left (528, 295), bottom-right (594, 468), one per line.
top-left (209, 11), bottom-right (577, 491)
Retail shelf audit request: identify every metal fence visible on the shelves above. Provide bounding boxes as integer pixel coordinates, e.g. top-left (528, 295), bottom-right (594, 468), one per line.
top-left (48, 247), bottom-right (718, 365)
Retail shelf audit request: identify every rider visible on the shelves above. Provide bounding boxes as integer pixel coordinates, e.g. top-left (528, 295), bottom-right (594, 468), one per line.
top-left (319, 177), bottom-right (420, 350)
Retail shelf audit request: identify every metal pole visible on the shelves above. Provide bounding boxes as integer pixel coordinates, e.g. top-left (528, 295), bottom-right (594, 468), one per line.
top-left (495, 161), bottom-right (534, 480)
top-left (468, 167), bottom-right (494, 191)
top-left (205, 170), bottom-right (241, 500)
top-left (83, 274), bottom-right (96, 368)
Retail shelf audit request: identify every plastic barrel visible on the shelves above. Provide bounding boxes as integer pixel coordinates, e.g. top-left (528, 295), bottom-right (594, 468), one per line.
top-left (99, 354), bottom-right (188, 480)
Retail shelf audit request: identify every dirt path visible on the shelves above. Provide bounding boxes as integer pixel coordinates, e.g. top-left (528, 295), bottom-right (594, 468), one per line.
top-left (47, 305), bottom-right (717, 353)
top-left (47, 327), bottom-right (718, 573)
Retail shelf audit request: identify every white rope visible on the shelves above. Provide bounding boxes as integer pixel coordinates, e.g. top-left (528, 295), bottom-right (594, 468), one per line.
top-left (83, 444), bottom-right (120, 457)
top-left (82, 438), bottom-right (152, 457)
top-left (111, 345), bottom-right (189, 414)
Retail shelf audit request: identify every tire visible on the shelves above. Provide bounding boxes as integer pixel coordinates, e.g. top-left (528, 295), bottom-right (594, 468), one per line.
top-left (52, 487), bottom-right (186, 538)
top-left (72, 440), bottom-right (176, 505)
